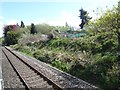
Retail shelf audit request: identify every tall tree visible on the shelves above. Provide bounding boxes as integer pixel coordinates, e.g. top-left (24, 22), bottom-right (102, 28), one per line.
top-left (90, 1), bottom-right (120, 49)
top-left (4, 25), bottom-right (11, 37)
top-left (65, 22), bottom-right (69, 27)
top-left (20, 21), bottom-right (25, 28)
top-left (79, 8), bottom-right (92, 29)
top-left (114, 1), bottom-right (120, 49)
top-left (30, 23), bottom-right (37, 35)
top-left (3, 25), bottom-right (17, 37)
top-left (16, 23), bottom-right (19, 26)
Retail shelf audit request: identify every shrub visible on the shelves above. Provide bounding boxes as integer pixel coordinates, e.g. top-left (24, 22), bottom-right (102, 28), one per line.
top-left (32, 50), bottom-right (50, 63)
top-left (51, 59), bottom-right (70, 72)
top-left (35, 24), bottom-right (54, 34)
top-left (12, 45), bottom-right (32, 55)
top-left (104, 63), bottom-right (120, 89)
top-left (4, 31), bottom-right (20, 46)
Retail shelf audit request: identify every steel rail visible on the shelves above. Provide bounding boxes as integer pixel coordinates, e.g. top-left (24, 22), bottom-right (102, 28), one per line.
top-left (2, 49), bottom-right (31, 90)
top-left (4, 46), bottom-right (63, 90)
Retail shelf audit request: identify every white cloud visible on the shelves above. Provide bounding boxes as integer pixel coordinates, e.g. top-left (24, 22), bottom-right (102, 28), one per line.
top-left (0, 19), bottom-right (18, 37)
top-left (0, 17), bottom-right (4, 37)
top-left (0, 22), bottom-right (3, 37)
top-left (0, 16), bottom-right (3, 19)
top-left (27, 11), bottom-right (81, 28)
top-left (5, 20), bottom-right (18, 25)
top-left (48, 11), bottom-right (81, 27)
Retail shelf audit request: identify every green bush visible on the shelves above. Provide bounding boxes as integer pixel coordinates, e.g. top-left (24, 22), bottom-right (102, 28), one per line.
top-left (35, 24), bottom-right (54, 34)
top-left (80, 54), bottom-right (118, 89)
top-left (32, 50), bottom-right (50, 63)
top-left (51, 59), bottom-right (70, 72)
top-left (4, 31), bottom-right (20, 46)
top-left (105, 63), bottom-right (120, 89)
top-left (13, 45), bottom-right (32, 55)
top-left (68, 61), bottom-right (84, 77)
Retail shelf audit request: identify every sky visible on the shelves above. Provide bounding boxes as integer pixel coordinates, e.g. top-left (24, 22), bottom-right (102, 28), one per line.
top-left (0, 0), bottom-right (119, 37)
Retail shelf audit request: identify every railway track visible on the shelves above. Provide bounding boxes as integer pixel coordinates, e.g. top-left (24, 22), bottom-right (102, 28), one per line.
top-left (2, 46), bottom-right (99, 90)
top-left (2, 47), bottom-right (62, 90)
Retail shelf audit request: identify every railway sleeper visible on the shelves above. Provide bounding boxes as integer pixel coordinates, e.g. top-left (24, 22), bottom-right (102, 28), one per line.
top-left (30, 81), bottom-right (49, 88)
top-left (25, 75), bottom-right (40, 81)
top-left (19, 70), bottom-right (35, 74)
top-left (17, 66), bottom-right (31, 70)
top-left (27, 78), bottom-right (44, 85)
top-left (21, 72), bottom-right (37, 78)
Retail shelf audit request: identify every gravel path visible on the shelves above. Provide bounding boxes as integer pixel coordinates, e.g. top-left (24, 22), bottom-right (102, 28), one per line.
top-left (2, 48), bottom-right (25, 89)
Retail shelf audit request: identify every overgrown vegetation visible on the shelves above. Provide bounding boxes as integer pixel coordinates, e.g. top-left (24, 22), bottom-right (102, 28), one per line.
top-left (0, 37), bottom-right (3, 44)
top-left (11, 33), bottom-right (120, 89)
top-left (4, 31), bottom-right (21, 46)
top-left (6, 1), bottom-right (120, 90)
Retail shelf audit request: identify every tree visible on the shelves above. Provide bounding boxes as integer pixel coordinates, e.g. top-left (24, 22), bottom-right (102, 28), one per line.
top-left (16, 23), bottom-right (19, 26)
top-left (30, 23), bottom-right (37, 35)
top-left (4, 31), bottom-right (20, 46)
top-left (79, 8), bottom-right (92, 29)
top-left (65, 22), bottom-right (69, 27)
top-left (20, 21), bottom-right (25, 28)
top-left (89, 1), bottom-right (120, 50)
top-left (3, 25), bottom-right (17, 37)
top-left (35, 23), bottom-right (54, 34)
top-left (4, 25), bottom-right (11, 37)
top-left (115, 1), bottom-right (120, 49)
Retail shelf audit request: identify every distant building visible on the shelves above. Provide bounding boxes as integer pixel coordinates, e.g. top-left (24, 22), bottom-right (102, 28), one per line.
top-left (62, 30), bottom-right (87, 38)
